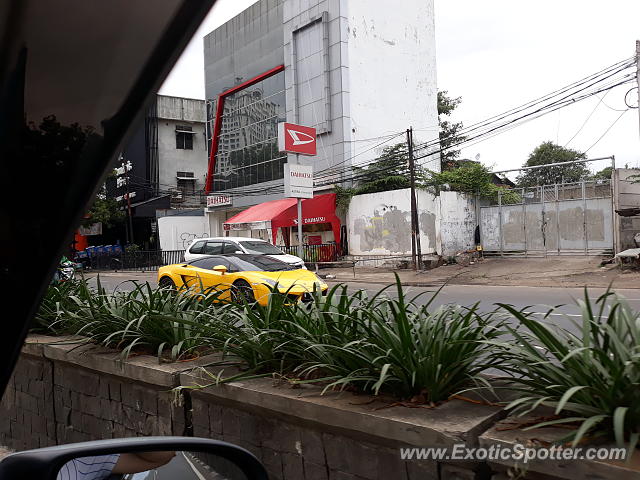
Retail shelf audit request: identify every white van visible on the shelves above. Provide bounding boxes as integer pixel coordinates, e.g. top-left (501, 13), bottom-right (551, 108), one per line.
top-left (184, 237), bottom-right (305, 269)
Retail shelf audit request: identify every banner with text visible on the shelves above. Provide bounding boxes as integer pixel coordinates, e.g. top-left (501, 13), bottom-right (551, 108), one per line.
top-left (284, 163), bottom-right (313, 199)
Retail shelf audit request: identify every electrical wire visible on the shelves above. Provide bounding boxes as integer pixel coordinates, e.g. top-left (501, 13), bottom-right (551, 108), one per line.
top-left (584, 110), bottom-right (628, 153)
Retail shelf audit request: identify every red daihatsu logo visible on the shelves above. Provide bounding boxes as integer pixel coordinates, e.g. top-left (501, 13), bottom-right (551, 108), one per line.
top-left (278, 122), bottom-right (317, 156)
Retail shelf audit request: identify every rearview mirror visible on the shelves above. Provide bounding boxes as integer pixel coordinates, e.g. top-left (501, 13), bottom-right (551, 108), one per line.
top-left (213, 265), bottom-right (228, 274)
top-left (0, 437), bottom-right (267, 479)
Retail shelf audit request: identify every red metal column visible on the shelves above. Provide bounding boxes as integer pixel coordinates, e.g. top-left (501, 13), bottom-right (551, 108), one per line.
top-left (204, 64), bottom-right (286, 194)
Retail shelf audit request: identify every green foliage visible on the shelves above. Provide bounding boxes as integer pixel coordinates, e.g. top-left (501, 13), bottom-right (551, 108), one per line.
top-left (517, 141), bottom-right (589, 187)
top-left (490, 290), bottom-right (640, 450)
top-left (438, 90), bottom-right (466, 169)
top-left (592, 166), bottom-right (613, 181)
top-left (426, 162), bottom-right (521, 204)
top-left (332, 143), bottom-right (410, 209)
top-left (36, 278), bottom-right (640, 448)
top-left (83, 197), bottom-right (125, 228)
top-left (351, 143), bottom-right (410, 194)
top-left (35, 277), bottom-right (229, 361)
top-left (334, 185), bottom-right (355, 213)
top-left (83, 170), bottom-right (125, 228)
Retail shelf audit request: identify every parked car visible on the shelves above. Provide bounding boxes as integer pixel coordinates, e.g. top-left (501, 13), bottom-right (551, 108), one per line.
top-left (184, 237), bottom-right (305, 269)
top-left (158, 254), bottom-right (327, 305)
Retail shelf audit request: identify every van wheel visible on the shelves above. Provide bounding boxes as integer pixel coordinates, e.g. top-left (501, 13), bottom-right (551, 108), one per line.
top-left (232, 279), bottom-right (255, 304)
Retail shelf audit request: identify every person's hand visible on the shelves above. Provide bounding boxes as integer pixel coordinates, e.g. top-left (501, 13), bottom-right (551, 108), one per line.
top-left (112, 451), bottom-right (176, 474)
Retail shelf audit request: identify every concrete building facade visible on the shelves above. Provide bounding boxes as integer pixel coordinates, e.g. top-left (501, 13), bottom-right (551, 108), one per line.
top-left (203, 0), bottom-right (439, 244)
top-left (155, 95), bottom-right (208, 208)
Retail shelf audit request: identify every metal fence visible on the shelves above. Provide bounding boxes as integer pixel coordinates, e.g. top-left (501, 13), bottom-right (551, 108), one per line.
top-left (480, 180), bottom-right (613, 256)
top-left (278, 243), bottom-right (341, 262)
top-left (79, 250), bottom-right (185, 271)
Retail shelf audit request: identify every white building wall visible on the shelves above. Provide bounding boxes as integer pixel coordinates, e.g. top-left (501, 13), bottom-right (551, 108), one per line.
top-left (347, 188), bottom-right (440, 255)
top-left (283, 0), bottom-right (353, 184)
top-left (158, 215), bottom-right (209, 251)
top-left (344, 0), bottom-right (439, 170)
top-left (156, 96), bottom-right (208, 194)
top-left (439, 191), bottom-right (477, 257)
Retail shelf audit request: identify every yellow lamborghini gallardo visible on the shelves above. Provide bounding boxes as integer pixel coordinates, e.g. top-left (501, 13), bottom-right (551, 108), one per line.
top-left (157, 253), bottom-right (328, 305)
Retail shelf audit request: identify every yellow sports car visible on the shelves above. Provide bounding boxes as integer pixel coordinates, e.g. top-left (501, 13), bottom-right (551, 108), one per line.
top-left (157, 253), bottom-right (328, 305)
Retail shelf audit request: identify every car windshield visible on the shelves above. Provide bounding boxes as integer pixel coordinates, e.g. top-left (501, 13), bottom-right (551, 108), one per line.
top-left (238, 241), bottom-right (284, 255)
top-left (226, 255), bottom-right (297, 272)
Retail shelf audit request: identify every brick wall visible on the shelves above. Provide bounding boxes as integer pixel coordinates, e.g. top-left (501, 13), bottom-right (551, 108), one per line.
top-left (1, 336), bottom-right (636, 480)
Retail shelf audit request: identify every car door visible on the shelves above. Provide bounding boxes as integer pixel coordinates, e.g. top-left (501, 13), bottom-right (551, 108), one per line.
top-left (186, 256), bottom-right (234, 299)
top-left (185, 239), bottom-right (207, 261)
top-left (222, 241), bottom-right (242, 254)
top-left (203, 241), bottom-right (224, 255)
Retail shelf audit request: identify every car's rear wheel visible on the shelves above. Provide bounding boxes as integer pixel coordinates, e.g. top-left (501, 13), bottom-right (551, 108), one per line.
top-left (159, 276), bottom-right (177, 291)
top-left (232, 279), bottom-right (256, 304)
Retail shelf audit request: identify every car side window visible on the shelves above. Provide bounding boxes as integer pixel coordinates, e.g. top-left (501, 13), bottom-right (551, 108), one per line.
top-left (189, 240), bottom-right (206, 254)
top-left (222, 242), bottom-right (239, 254)
top-left (190, 256), bottom-right (225, 270)
top-left (204, 241), bottom-right (223, 254)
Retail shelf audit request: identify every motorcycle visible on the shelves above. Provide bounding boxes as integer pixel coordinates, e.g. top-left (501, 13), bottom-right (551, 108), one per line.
top-left (52, 257), bottom-right (79, 283)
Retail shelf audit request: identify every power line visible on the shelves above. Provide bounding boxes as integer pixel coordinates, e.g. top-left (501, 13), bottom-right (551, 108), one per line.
top-left (584, 109), bottom-right (628, 153)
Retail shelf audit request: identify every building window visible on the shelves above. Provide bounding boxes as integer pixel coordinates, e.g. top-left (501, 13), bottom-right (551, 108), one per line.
top-left (176, 125), bottom-right (194, 149)
top-left (176, 171), bottom-right (196, 195)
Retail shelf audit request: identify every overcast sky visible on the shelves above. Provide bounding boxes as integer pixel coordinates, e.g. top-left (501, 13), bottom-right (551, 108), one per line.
top-left (160, 0), bottom-right (640, 177)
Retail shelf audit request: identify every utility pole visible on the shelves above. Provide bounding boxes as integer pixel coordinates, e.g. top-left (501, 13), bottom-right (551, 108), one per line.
top-left (407, 127), bottom-right (423, 270)
top-left (636, 41), bottom-right (640, 139)
top-left (125, 168), bottom-right (135, 245)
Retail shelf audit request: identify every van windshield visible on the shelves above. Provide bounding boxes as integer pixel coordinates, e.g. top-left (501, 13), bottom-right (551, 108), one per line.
top-left (238, 241), bottom-right (284, 255)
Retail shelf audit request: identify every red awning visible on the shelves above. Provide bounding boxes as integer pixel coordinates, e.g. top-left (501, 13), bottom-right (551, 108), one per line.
top-left (223, 194), bottom-right (340, 245)
top-left (224, 198), bottom-right (297, 226)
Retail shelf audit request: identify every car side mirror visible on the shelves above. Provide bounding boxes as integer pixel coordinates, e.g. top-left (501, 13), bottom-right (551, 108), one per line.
top-left (213, 265), bottom-right (228, 274)
top-left (0, 437), bottom-right (267, 479)
top-left (234, 250), bottom-right (243, 254)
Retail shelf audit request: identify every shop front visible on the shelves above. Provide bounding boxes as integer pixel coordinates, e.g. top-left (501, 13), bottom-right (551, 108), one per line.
top-left (222, 193), bottom-right (341, 260)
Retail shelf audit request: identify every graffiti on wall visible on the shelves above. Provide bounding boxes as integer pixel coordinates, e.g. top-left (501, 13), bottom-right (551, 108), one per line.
top-left (353, 203), bottom-right (438, 254)
top-left (179, 232), bottom-right (208, 250)
top-left (353, 204), bottom-right (412, 253)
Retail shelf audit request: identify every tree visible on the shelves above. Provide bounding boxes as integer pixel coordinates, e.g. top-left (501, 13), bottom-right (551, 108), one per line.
top-left (426, 161), bottom-right (521, 204)
top-left (592, 166), bottom-right (613, 181)
top-left (334, 143), bottom-right (410, 211)
top-left (351, 143), bottom-right (410, 194)
top-left (438, 90), bottom-right (466, 170)
top-left (516, 141), bottom-right (589, 187)
top-left (83, 171), bottom-right (125, 228)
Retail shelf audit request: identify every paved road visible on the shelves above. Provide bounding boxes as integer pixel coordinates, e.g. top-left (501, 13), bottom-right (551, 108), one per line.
top-left (85, 272), bottom-right (640, 328)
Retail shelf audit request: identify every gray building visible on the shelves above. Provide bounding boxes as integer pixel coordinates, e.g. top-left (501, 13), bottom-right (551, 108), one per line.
top-left (155, 95), bottom-right (208, 209)
top-left (203, 0), bottom-right (439, 243)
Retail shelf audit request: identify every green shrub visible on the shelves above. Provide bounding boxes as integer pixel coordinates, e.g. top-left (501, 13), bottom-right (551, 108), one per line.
top-left (492, 291), bottom-right (640, 450)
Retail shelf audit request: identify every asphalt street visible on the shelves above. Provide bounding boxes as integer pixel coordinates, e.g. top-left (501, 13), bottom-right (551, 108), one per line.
top-left (84, 271), bottom-right (640, 333)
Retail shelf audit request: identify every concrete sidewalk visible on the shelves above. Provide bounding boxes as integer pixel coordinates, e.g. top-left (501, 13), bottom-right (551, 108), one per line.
top-left (319, 256), bottom-right (640, 289)
top-left (80, 256), bottom-right (640, 289)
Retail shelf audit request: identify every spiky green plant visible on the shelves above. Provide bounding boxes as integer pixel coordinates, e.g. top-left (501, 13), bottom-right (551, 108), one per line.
top-left (290, 279), bottom-right (506, 401)
top-left (492, 290), bottom-right (640, 450)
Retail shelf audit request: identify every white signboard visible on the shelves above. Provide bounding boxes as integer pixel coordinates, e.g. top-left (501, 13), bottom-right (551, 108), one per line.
top-left (284, 164), bottom-right (313, 199)
top-left (206, 194), bottom-right (232, 207)
top-left (78, 222), bottom-right (103, 236)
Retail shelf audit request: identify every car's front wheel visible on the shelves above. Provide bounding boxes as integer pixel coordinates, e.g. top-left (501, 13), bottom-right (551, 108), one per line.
top-left (232, 279), bottom-right (256, 304)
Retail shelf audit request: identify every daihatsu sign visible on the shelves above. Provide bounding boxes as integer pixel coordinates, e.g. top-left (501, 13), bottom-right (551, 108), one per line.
top-left (278, 122), bottom-right (316, 156)
top-left (284, 164), bottom-right (313, 198)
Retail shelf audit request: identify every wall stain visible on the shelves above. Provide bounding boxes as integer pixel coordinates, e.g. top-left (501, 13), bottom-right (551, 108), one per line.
top-left (419, 212), bottom-right (436, 249)
top-left (353, 204), bottom-right (411, 253)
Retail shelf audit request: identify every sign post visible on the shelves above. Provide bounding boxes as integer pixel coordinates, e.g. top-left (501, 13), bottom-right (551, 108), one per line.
top-left (278, 122), bottom-right (317, 260)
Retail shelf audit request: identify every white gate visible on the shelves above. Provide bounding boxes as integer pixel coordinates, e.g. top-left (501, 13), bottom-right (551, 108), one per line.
top-left (480, 180), bottom-right (613, 256)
